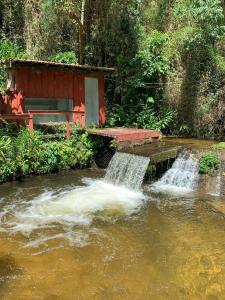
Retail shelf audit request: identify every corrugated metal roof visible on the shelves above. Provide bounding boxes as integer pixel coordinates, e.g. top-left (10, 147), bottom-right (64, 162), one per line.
top-left (0, 59), bottom-right (115, 73)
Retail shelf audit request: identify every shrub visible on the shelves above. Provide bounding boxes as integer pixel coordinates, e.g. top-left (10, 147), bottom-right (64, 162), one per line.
top-left (212, 142), bottom-right (225, 150)
top-left (199, 151), bottom-right (220, 174)
top-left (107, 31), bottom-right (174, 133)
top-left (0, 36), bottom-right (26, 91)
top-left (0, 129), bottom-right (94, 183)
top-left (0, 136), bottom-right (18, 182)
top-left (49, 52), bottom-right (78, 64)
top-left (107, 101), bottom-right (175, 132)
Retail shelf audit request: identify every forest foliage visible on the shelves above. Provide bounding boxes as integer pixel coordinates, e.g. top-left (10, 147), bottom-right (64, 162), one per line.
top-left (0, 0), bottom-right (224, 137)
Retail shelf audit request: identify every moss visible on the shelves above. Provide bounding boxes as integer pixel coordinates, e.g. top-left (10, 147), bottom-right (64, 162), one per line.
top-left (199, 151), bottom-right (220, 175)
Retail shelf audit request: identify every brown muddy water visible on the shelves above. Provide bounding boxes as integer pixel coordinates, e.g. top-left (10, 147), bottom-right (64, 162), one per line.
top-left (0, 146), bottom-right (225, 299)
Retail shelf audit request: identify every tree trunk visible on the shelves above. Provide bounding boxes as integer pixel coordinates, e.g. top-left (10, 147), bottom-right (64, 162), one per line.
top-left (24, 0), bottom-right (41, 58)
top-left (68, 0), bottom-right (86, 65)
top-left (79, 0), bottom-right (85, 64)
top-left (222, 0), bottom-right (225, 17)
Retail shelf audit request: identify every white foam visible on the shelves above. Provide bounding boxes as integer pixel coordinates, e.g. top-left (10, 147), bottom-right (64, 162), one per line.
top-left (0, 179), bottom-right (145, 235)
top-left (150, 152), bottom-right (199, 195)
top-left (150, 183), bottom-right (194, 195)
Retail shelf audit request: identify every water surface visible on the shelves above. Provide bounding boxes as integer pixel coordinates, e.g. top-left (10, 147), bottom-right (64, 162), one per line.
top-left (0, 169), bottom-right (225, 299)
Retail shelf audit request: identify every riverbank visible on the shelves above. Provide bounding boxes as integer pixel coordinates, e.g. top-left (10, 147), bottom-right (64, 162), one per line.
top-left (0, 128), bottom-right (95, 183)
top-left (0, 125), bottom-right (224, 185)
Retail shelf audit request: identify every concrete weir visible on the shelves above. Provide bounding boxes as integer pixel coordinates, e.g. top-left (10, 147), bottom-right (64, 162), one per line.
top-left (92, 132), bottom-right (181, 180)
top-left (89, 128), bottom-right (171, 175)
top-left (121, 141), bottom-right (182, 181)
top-left (121, 142), bottom-right (181, 164)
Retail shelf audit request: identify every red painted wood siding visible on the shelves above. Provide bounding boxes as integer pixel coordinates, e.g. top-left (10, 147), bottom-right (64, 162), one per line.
top-left (14, 67), bottom-right (105, 126)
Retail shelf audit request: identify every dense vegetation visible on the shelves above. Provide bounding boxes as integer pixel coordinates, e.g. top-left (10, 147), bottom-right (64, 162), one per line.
top-left (199, 151), bottom-right (220, 175)
top-left (0, 127), bottom-right (94, 183)
top-left (0, 0), bottom-right (225, 137)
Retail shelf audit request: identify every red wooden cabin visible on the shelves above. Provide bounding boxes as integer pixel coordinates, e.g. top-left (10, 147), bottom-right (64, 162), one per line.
top-left (0, 59), bottom-right (114, 137)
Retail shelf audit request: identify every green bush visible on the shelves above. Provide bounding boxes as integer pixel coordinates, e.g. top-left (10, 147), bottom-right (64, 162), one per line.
top-left (107, 100), bottom-right (175, 131)
top-left (0, 129), bottom-right (94, 183)
top-left (0, 136), bottom-right (18, 182)
top-left (173, 0), bottom-right (225, 44)
top-left (49, 52), bottom-right (78, 64)
top-left (212, 142), bottom-right (225, 150)
top-left (199, 151), bottom-right (220, 175)
top-left (0, 36), bottom-right (26, 91)
top-left (106, 30), bottom-right (174, 133)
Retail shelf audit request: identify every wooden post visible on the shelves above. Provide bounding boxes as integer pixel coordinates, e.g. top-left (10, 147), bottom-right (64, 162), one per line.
top-left (66, 113), bottom-right (70, 140)
top-left (29, 113), bottom-right (34, 132)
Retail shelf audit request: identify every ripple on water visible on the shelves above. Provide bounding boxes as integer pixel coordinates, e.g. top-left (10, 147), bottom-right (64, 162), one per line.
top-left (0, 179), bottom-right (145, 248)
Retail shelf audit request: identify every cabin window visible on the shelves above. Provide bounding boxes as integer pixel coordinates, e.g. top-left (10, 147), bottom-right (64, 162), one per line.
top-left (25, 98), bottom-right (73, 123)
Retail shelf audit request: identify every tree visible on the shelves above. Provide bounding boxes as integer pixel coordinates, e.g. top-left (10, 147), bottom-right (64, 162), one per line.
top-left (24, 0), bottom-right (41, 58)
top-left (69, 0), bottom-right (86, 64)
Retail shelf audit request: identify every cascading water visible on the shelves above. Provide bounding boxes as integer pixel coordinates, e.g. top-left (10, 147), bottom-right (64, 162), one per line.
top-left (105, 152), bottom-right (150, 190)
top-left (0, 152), bottom-right (149, 240)
top-left (151, 151), bottom-right (199, 193)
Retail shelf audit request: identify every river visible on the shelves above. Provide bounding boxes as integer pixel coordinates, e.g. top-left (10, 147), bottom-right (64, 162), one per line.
top-left (0, 143), bottom-right (225, 299)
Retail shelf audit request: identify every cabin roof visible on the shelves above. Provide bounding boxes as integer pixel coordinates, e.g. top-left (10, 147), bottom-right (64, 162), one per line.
top-left (0, 59), bottom-right (115, 73)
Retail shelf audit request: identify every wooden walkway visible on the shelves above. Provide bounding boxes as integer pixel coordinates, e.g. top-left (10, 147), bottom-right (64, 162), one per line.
top-left (88, 128), bottom-right (161, 146)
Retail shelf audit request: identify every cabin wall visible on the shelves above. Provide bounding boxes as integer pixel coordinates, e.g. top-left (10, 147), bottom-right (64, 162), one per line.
top-left (13, 67), bottom-right (105, 126)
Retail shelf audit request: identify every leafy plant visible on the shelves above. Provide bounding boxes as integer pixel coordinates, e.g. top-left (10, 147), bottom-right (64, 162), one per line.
top-left (173, 0), bottom-right (225, 43)
top-left (136, 102), bottom-right (175, 131)
top-left (109, 139), bottom-right (119, 150)
top-left (212, 142), bottom-right (225, 150)
top-left (49, 51), bottom-right (78, 64)
top-left (178, 123), bottom-right (191, 136)
top-left (0, 136), bottom-right (18, 182)
top-left (199, 151), bottom-right (220, 175)
top-left (0, 36), bottom-right (26, 91)
top-left (107, 30), bottom-right (173, 132)
top-left (0, 128), bottom-right (94, 183)
top-left (107, 99), bottom-right (175, 132)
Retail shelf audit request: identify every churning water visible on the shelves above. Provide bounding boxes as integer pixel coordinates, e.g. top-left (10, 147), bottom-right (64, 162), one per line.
top-left (0, 153), bottom-right (149, 237)
top-left (0, 179), bottom-right (144, 236)
top-left (105, 152), bottom-right (150, 190)
top-left (151, 151), bottom-right (199, 194)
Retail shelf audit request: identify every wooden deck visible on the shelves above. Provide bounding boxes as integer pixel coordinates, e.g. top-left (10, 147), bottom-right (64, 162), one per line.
top-left (88, 128), bottom-right (161, 146)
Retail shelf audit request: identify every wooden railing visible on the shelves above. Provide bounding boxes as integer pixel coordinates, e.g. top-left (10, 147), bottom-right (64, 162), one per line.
top-left (28, 110), bottom-right (84, 139)
top-left (0, 114), bottom-right (30, 121)
top-left (0, 110), bottom-right (85, 139)
top-left (0, 113), bottom-right (30, 127)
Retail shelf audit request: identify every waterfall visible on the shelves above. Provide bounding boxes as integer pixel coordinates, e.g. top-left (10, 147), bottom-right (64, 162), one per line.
top-left (105, 152), bottom-right (150, 190)
top-left (151, 152), bottom-right (199, 192)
